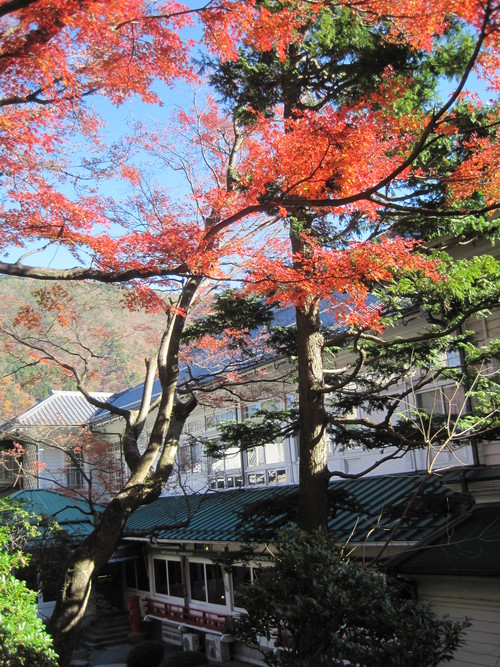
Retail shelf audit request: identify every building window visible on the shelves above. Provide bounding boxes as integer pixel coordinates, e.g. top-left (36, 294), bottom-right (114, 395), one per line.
top-left (232, 564), bottom-right (258, 608)
top-left (268, 469), bottom-right (287, 484)
top-left (247, 446), bottom-right (265, 467)
top-left (179, 443), bottom-right (202, 473)
top-left (247, 472), bottom-right (266, 485)
top-left (247, 442), bottom-right (284, 467)
top-left (66, 450), bottom-right (84, 488)
top-left (189, 561), bottom-right (226, 606)
top-left (226, 474), bottom-right (243, 488)
top-left (153, 558), bottom-right (183, 598)
top-left (125, 556), bottom-right (150, 592)
top-left (446, 349), bottom-right (462, 368)
top-left (185, 419), bottom-right (203, 434)
top-left (243, 399), bottom-right (282, 421)
top-left (416, 385), bottom-right (466, 416)
top-left (209, 474), bottom-right (243, 491)
top-left (205, 409), bottom-right (236, 430)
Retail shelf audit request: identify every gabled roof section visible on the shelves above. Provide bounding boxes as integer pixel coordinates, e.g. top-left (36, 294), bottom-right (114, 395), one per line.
top-left (90, 381), bottom-right (162, 424)
top-left (11, 489), bottom-right (102, 538)
top-left (123, 472), bottom-right (466, 546)
top-left (6, 390), bottom-right (112, 427)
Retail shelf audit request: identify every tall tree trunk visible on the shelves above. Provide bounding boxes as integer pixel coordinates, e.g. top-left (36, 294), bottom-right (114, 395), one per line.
top-left (48, 277), bottom-right (201, 666)
top-left (289, 217), bottom-right (330, 532)
top-left (47, 488), bottom-right (151, 666)
top-left (295, 300), bottom-right (329, 531)
top-left (282, 44), bottom-right (330, 530)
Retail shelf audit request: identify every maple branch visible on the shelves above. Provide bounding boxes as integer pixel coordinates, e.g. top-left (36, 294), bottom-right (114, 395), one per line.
top-left (111, 0), bottom-right (215, 31)
top-left (0, 261), bottom-right (190, 282)
top-left (269, 4), bottom-right (492, 212)
top-left (0, 0), bottom-right (40, 18)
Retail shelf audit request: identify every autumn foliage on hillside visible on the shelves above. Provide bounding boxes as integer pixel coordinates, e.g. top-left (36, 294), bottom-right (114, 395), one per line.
top-left (0, 277), bottom-right (168, 420)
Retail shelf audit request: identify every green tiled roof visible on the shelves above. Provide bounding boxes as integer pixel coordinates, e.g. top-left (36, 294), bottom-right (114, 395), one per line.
top-left (11, 489), bottom-right (102, 539)
top-left (124, 472), bottom-right (465, 545)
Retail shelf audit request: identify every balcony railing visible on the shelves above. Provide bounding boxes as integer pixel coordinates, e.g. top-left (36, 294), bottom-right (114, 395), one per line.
top-left (143, 597), bottom-right (229, 632)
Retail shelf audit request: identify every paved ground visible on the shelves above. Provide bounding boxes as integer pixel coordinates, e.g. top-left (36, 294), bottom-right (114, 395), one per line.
top-left (72, 639), bottom-right (248, 667)
top-left (70, 641), bottom-right (131, 667)
top-left (88, 642), bottom-right (131, 666)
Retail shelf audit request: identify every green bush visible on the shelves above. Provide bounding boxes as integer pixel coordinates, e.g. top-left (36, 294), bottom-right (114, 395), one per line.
top-left (230, 528), bottom-right (468, 667)
top-left (160, 649), bottom-right (208, 667)
top-left (0, 498), bottom-right (58, 667)
top-left (126, 640), bottom-right (166, 667)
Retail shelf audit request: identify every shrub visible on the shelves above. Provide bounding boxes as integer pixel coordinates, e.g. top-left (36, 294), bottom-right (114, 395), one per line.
top-left (126, 640), bottom-right (166, 667)
top-left (160, 649), bottom-right (209, 667)
top-left (0, 498), bottom-right (58, 667)
top-left (230, 528), bottom-right (468, 667)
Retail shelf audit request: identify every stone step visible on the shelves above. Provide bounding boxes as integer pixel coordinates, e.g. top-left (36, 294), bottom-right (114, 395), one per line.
top-left (82, 612), bottom-right (130, 649)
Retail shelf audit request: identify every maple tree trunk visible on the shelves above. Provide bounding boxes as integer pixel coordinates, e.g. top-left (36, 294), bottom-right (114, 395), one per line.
top-left (46, 479), bottom-right (173, 666)
top-left (47, 280), bottom-right (202, 666)
top-left (47, 494), bottom-right (135, 665)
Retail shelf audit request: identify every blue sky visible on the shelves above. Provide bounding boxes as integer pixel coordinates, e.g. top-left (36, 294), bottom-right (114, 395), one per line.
top-left (1, 13), bottom-right (496, 273)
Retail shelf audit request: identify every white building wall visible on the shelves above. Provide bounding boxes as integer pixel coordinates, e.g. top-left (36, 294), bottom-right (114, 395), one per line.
top-left (36, 444), bottom-right (67, 490)
top-left (415, 575), bottom-right (500, 667)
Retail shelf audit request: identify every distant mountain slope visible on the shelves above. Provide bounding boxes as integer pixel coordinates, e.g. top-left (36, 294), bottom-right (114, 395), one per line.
top-left (0, 276), bottom-right (167, 420)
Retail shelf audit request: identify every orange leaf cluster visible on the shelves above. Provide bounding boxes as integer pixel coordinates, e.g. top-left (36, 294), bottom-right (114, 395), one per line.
top-left (246, 236), bottom-right (441, 331)
top-left (446, 127), bottom-right (500, 205)
top-left (202, 0), bottom-right (321, 62)
top-left (238, 99), bottom-right (425, 217)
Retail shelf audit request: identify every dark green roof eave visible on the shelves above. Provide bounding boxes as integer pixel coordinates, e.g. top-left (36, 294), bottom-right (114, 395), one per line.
top-left (388, 503), bottom-right (500, 577)
top-left (124, 472), bottom-right (464, 546)
top-left (10, 489), bottom-right (102, 539)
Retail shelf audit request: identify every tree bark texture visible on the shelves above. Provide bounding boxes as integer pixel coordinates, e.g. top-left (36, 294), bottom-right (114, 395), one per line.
top-left (295, 301), bottom-right (330, 532)
top-left (47, 278), bottom-right (201, 666)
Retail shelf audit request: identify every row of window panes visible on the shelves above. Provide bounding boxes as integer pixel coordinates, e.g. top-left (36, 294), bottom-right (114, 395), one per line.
top-left (186, 400), bottom-right (285, 434)
top-left (205, 410), bottom-right (237, 430)
top-left (126, 556), bottom-right (257, 610)
top-left (247, 469), bottom-right (286, 486)
top-left (209, 468), bottom-right (286, 490)
top-left (210, 474), bottom-right (244, 490)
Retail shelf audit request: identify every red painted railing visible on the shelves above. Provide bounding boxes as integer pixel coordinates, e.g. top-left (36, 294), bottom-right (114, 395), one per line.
top-left (144, 597), bottom-right (229, 632)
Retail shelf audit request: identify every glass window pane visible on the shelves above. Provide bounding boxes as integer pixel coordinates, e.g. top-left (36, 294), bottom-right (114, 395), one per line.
top-left (137, 556), bottom-right (150, 592)
top-left (416, 390), bottom-right (442, 414)
top-left (443, 385), bottom-right (465, 415)
top-left (124, 559), bottom-right (137, 589)
top-left (153, 559), bottom-right (168, 595)
top-left (168, 560), bottom-right (183, 598)
top-left (206, 563), bottom-right (226, 606)
top-left (232, 565), bottom-right (251, 608)
top-left (277, 469), bottom-right (287, 484)
top-left (189, 562), bottom-right (206, 602)
top-left (265, 442), bottom-right (284, 464)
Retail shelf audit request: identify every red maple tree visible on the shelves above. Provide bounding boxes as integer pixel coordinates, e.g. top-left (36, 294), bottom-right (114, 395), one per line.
top-left (0, 1), bottom-right (498, 664)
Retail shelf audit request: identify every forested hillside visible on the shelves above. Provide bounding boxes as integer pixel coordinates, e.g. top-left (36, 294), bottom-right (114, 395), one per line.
top-left (0, 277), bottom-right (167, 420)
